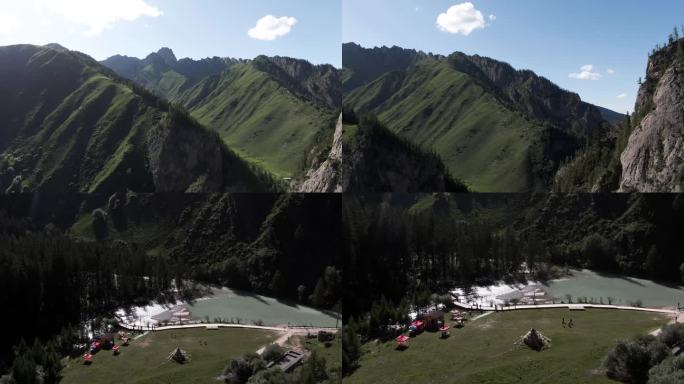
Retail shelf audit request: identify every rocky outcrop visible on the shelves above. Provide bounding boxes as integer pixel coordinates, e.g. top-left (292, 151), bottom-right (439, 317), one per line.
top-left (251, 56), bottom-right (341, 109)
top-left (450, 53), bottom-right (605, 136)
top-left (101, 48), bottom-right (244, 96)
top-left (146, 117), bottom-right (224, 192)
top-left (620, 43), bottom-right (684, 192)
top-left (299, 115), bottom-right (343, 192)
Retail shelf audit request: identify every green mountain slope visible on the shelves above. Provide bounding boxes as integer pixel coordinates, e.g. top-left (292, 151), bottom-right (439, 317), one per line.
top-left (103, 50), bottom-right (341, 181)
top-left (343, 43), bottom-right (608, 192)
top-left (341, 112), bottom-right (468, 192)
top-left (0, 44), bottom-right (277, 193)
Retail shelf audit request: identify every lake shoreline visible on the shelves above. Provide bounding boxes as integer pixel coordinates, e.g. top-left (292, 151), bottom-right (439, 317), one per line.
top-left (452, 268), bottom-right (684, 310)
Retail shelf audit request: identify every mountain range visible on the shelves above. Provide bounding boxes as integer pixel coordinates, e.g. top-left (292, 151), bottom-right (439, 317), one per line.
top-left (2, 40), bottom-right (681, 193)
top-left (101, 48), bottom-right (341, 183)
top-left (342, 42), bottom-right (624, 192)
top-left (0, 44), bottom-right (342, 193)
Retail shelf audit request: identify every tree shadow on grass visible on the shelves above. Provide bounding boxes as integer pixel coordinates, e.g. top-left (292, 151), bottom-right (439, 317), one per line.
top-left (232, 288), bottom-right (270, 305)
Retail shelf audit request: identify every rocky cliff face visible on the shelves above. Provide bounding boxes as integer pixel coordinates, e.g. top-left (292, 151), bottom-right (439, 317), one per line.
top-left (620, 41), bottom-right (684, 192)
top-left (146, 117), bottom-right (224, 192)
top-left (299, 114), bottom-right (343, 192)
top-left (450, 53), bottom-right (605, 136)
top-left (251, 56), bottom-right (341, 109)
top-left (101, 48), bottom-right (244, 99)
top-left (340, 115), bottom-right (468, 192)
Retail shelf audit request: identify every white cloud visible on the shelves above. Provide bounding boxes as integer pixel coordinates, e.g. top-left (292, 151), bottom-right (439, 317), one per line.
top-left (569, 64), bottom-right (603, 80)
top-left (617, 93), bottom-right (627, 99)
top-left (44, 0), bottom-right (162, 35)
top-left (248, 15), bottom-right (297, 41)
top-left (436, 3), bottom-right (491, 36)
top-left (607, 68), bottom-right (615, 75)
top-left (0, 13), bottom-right (19, 34)
top-left (489, 14), bottom-right (497, 21)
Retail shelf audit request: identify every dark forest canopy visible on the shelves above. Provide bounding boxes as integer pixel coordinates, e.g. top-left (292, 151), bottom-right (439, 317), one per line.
top-left (0, 193), bottom-right (342, 378)
top-left (343, 193), bottom-right (684, 322)
top-left (0, 193), bottom-right (341, 310)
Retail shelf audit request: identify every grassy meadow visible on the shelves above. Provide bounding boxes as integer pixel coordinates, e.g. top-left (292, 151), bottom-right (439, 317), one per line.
top-left (61, 328), bottom-right (277, 384)
top-left (346, 309), bottom-right (668, 384)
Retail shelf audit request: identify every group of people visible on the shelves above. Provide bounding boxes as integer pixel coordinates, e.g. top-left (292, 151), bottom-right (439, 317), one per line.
top-left (561, 317), bottom-right (575, 328)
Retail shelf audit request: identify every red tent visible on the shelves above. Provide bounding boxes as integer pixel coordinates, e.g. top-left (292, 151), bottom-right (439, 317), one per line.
top-left (395, 335), bottom-right (410, 348)
top-left (112, 345), bottom-right (121, 355)
top-left (83, 353), bottom-right (93, 364)
top-left (410, 320), bottom-right (425, 330)
top-left (90, 341), bottom-right (101, 353)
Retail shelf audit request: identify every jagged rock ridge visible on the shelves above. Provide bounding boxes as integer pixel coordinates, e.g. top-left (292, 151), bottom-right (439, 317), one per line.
top-left (620, 40), bottom-right (684, 192)
top-left (299, 114), bottom-right (343, 192)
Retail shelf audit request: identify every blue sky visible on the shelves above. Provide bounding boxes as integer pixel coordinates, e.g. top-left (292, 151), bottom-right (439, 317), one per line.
top-left (0, 0), bottom-right (341, 66)
top-left (343, 0), bottom-right (684, 113)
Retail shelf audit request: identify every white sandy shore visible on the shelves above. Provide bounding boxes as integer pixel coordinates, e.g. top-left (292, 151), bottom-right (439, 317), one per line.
top-left (451, 281), bottom-right (539, 306)
top-left (115, 302), bottom-right (187, 328)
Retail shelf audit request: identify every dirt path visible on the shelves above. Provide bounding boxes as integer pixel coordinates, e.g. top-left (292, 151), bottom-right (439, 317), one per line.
top-left (649, 310), bottom-right (684, 336)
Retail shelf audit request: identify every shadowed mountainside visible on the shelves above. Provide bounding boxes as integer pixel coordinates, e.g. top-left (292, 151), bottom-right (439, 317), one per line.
top-left (0, 44), bottom-right (278, 193)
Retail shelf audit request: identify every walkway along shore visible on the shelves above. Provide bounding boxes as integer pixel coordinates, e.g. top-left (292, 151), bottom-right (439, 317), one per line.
top-left (119, 322), bottom-right (339, 333)
top-left (453, 301), bottom-right (678, 316)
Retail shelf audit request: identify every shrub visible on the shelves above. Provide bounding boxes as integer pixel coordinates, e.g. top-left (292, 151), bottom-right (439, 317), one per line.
top-left (261, 344), bottom-right (284, 363)
top-left (648, 355), bottom-right (684, 384)
top-left (604, 340), bottom-right (654, 383)
top-left (658, 324), bottom-right (684, 348)
top-left (604, 336), bottom-right (669, 383)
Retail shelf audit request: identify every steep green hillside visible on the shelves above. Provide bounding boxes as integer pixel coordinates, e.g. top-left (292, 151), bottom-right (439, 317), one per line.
top-left (341, 112), bottom-right (468, 192)
top-left (343, 43), bottom-right (607, 192)
top-left (0, 44), bottom-right (277, 192)
top-left (103, 50), bottom-right (341, 181)
top-left (181, 59), bottom-right (339, 178)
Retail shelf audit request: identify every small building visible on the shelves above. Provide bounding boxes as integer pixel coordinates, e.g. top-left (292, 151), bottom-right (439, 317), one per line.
top-left (99, 334), bottom-right (115, 350)
top-left (421, 310), bottom-right (445, 331)
top-left (269, 349), bottom-right (305, 372)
